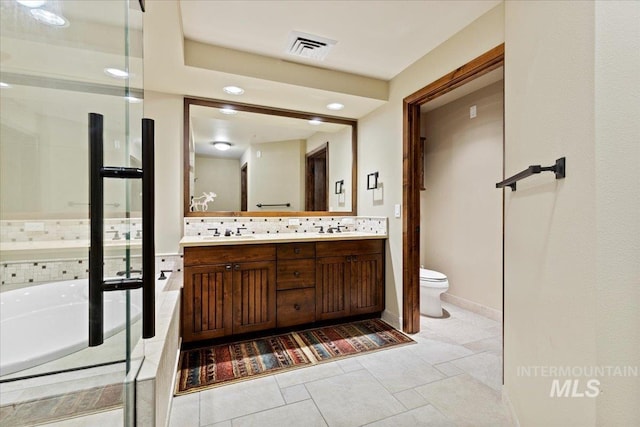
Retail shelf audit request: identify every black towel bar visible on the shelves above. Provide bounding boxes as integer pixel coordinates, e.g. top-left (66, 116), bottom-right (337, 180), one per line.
top-left (496, 157), bottom-right (566, 191)
top-left (256, 203), bottom-right (291, 208)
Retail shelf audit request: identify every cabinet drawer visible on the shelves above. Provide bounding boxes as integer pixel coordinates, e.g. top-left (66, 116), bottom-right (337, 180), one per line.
top-left (277, 288), bottom-right (316, 328)
top-left (316, 239), bottom-right (383, 257)
top-left (277, 242), bottom-right (315, 259)
top-left (277, 259), bottom-right (315, 290)
top-left (184, 244), bottom-right (276, 266)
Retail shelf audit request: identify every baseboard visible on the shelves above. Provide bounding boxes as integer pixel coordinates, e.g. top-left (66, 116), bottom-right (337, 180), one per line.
top-left (441, 293), bottom-right (502, 322)
top-left (502, 387), bottom-right (521, 427)
top-left (381, 310), bottom-right (402, 330)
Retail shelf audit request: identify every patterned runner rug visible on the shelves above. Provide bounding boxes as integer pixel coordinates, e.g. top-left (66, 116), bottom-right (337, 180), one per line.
top-left (176, 319), bottom-right (414, 395)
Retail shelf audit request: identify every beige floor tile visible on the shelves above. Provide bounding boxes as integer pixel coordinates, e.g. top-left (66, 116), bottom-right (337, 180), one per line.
top-left (392, 389), bottom-right (430, 410)
top-left (408, 338), bottom-right (474, 365)
top-left (451, 352), bottom-right (503, 391)
top-left (433, 361), bottom-right (465, 377)
top-left (199, 376), bottom-right (285, 425)
top-left (231, 400), bottom-right (326, 427)
top-left (364, 404), bottom-right (454, 427)
top-left (280, 384), bottom-right (310, 404)
top-left (357, 346), bottom-right (444, 393)
top-left (415, 374), bottom-right (513, 426)
top-left (305, 369), bottom-right (405, 427)
top-left (275, 361), bottom-right (344, 389)
top-left (169, 392), bottom-right (200, 426)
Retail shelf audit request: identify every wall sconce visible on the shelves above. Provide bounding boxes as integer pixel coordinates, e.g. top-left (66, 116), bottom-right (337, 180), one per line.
top-left (335, 180), bottom-right (344, 194)
top-left (367, 172), bottom-right (379, 190)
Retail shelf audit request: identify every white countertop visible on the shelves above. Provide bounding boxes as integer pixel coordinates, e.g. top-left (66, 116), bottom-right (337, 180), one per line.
top-left (179, 231), bottom-right (387, 247)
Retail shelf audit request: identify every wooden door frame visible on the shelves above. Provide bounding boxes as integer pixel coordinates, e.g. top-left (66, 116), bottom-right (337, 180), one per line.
top-left (305, 143), bottom-right (329, 211)
top-left (402, 44), bottom-right (504, 334)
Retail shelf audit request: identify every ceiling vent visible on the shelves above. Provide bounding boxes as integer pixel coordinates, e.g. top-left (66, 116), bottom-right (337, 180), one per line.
top-left (285, 31), bottom-right (336, 61)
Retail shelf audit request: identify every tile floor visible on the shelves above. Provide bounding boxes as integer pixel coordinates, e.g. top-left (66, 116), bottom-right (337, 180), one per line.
top-left (168, 302), bottom-right (515, 427)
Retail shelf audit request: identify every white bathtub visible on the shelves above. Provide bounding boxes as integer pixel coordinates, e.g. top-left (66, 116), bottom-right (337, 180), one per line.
top-left (0, 275), bottom-right (169, 376)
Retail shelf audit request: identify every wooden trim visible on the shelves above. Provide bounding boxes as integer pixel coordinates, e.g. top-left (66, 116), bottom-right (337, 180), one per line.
top-left (402, 44), bottom-right (504, 334)
top-left (184, 97), bottom-right (358, 217)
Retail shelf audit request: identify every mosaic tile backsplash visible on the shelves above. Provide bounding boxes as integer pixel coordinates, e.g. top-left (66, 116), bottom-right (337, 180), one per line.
top-left (183, 216), bottom-right (387, 237)
top-left (1, 216), bottom-right (385, 289)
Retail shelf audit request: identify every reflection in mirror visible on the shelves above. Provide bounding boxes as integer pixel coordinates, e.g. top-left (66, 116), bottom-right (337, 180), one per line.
top-left (184, 98), bottom-right (357, 216)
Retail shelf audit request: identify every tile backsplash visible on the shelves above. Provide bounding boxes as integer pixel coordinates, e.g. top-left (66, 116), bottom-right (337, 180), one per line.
top-left (183, 216), bottom-right (387, 236)
top-left (1, 215), bottom-right (386, 289)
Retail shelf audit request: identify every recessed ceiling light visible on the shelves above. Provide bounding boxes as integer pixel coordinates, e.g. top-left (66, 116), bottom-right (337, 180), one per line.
top-left (220, 107), bottom-right (237, 115)
top-left (0, 82), bottom-right (11, 88)
top-left (16, 0), bottom-right (47, 8)
top-left (223, 86), bottom-right (244, 95)
top-left (125, 96), bottom-right (142, 104)
top-left (30, 8), bottom-right (68, 27)
top-left (104, 67), bottom-right (129, 79)
top-left (308, 119), bottom-right (322, 125)
top-left (213, 141), bottom-right (232, 151)
top-left (326, 102), bottom-right (344, 111)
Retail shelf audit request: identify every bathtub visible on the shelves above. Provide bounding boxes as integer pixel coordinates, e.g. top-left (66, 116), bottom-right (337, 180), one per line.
top-left (0, 275), bottom-right (169, 376)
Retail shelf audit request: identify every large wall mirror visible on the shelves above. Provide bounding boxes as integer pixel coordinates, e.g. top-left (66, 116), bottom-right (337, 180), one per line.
top-left (184, 97), bottom-right (357, 217)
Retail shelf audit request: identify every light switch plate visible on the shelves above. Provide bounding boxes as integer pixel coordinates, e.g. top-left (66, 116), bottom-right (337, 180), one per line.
top-left (394, 204), bottom-right (401, 218)
top-left (470, 105), bottom-right (477, 118)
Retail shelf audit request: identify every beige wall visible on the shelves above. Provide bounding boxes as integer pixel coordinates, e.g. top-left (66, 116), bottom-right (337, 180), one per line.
top-left (503, 1), bottom-right (640, 426)
top-left (243, 140), bottom-right (305, 212)
top-left (420, 81), bottom-right (503, 311)
top-left (358, 3), bottom-right (505, 326)
top-left (306, 126), bottom-right (353, 212)
top-left (143, 90), bottom-right (183, 255)
top-left (194, 157), bottom-right (241, 211)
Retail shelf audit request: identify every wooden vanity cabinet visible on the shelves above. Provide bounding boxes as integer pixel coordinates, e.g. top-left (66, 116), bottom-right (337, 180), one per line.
top-left (182, 245), bottom-right (276, 343)
top-left (276, 242), bottom-right (316, 328)
top-left (182, 239), bottom-right (385, 343)
top-left (316, 240), bottom-right (384, 321)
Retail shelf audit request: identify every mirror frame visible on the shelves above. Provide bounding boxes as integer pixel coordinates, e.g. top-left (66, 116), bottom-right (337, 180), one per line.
top-left (184, 97), bottom-right (358, 217)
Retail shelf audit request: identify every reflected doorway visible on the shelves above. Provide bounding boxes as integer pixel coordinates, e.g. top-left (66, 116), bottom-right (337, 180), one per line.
top-left (305, 144), bottom-right (328, 211)
top-left (241, 163), bottom-right (248, 211)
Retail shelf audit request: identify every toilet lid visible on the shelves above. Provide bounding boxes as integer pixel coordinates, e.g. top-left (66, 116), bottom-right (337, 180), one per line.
top-left (419, 268), bottom-right (447, 281)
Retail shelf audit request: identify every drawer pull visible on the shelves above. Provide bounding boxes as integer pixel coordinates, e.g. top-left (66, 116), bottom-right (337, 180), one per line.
top-left (294, 248), bottom-right (300, 254)
top-left (293, 271), bottom-right (301, 277)
top-left (225, 264), bottom-right (232, 271)
top-left (294, 303), bottom-right (301, 310)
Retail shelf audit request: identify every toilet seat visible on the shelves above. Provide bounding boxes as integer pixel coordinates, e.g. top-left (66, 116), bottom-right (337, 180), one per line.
top-left (419, 268), bottom-right (447, 281)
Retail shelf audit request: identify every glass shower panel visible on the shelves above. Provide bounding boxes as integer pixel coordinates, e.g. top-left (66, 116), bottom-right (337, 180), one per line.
top-left (0, 0), bottom-right (144, 424)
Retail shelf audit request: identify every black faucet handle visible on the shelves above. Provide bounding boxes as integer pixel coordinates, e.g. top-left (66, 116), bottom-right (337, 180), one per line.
top-left (236, 227), bottom-right (248, 236)
top-left (336, 225), bottom-right (346, 232)
top-left (207, 227), bottom-right (220, 236)
top-left (315, 226), bottom-right (325, 233)
top-left (159, 269), bottom-right (173, 280)
top-left (106, 230), bottom-right (120, 240)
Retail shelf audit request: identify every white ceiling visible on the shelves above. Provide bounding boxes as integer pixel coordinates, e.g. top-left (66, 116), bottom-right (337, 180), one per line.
top-left (179, 0), bottom-right (501, 80)
top-left (191, 104), bottom-right (349, 159)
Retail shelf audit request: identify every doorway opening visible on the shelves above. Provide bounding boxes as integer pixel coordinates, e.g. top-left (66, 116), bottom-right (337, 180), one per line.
top-left (402, 44), bottom-right (505, 334)
top-left (305, 143), bottom-right (328, 211)
top-left (240, 163), bottom-right (248, 211)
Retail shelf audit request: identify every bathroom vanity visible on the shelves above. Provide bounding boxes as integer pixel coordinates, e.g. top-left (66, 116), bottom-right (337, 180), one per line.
top-left (179, 233), bottom-right (385, 343)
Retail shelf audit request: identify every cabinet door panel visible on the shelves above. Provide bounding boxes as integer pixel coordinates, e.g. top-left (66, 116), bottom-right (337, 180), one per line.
top-left (316, 256), bottom-right (350, 320)
top-left (232, 261), bottom-right (276, 334)
top-left (350, 254), bottom-right (384, 315)
top-left (183, 265), bottom-right (232, 342)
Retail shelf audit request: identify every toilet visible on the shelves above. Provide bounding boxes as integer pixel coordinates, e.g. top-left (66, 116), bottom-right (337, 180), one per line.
top-left (419, 268), bottom-right (449, 317)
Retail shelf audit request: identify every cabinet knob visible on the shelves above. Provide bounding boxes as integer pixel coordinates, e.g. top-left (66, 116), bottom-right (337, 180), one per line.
top-left (352, 256), bottom-right (358, 262)
top-left (294, 304), bottom-right (301, 310)
top-left (294, 248), bottom-right (300, 254)
top-left (234, 264), bottom-right (240, 270)
top-left (293, 271), bottom-right (300, 277)
top-left (225, 264), bottom-right (232, 271)
top-left (346, 256), bottom-right (352, 262)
